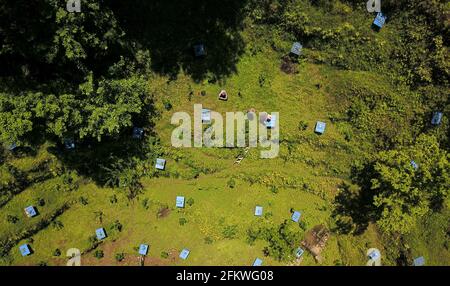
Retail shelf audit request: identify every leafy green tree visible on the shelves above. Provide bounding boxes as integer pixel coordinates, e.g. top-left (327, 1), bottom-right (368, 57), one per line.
top-left (78, 75), bottom-right (148, 141)
top-left (370, 135), bottom-right (450, 234)
top-left (0, 92), bottom-right (36, 145)
top-left (0, 0), bottom-right (124, 79)
top-left (261, 221), bottom-right (300, 261)
top-left (0, 1), bottom-right (151, 148)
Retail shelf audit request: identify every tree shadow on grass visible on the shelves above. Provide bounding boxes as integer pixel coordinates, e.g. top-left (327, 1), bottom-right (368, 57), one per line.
top-left (110, 0), bottom-right (247, 82)
top-left (47, 125), bottom-right (158, 188)
top-left (332, 164), bottom-right (380, 235)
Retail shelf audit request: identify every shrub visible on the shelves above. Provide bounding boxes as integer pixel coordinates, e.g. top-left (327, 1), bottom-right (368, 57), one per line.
top-left (299, 220), bottom-right (308, 231)
top-left (141, 198), bottom-right (150, 210)
top-left (246, 228), bottom-right (260, 245)
top-left (94, 211), bottom-right (103, 224)
top-left (115, 252), bottom-right (125, 262)
top-left (61, 172), bottom-right (79, 192)
top-left (161, 251), bottom-right (169, 259)
top-left (261, 222), bottom-right (300, 261)
top-left (6, 215), bottom-right (19, 224)
top-left (204, 237), bottom-right (213, 244)
top-left (264, 212), bottom-right (273, 219)
top-left (163, 100), bottom-right (173, 111)
top-left (94, 250), bottom-right (104, 259)
top-left (186, 197), bottom-right (195, 207)
top-left (109, 194), bottom-right (118, 204)
top-left (227, 178), bottom-right (236, 189)
top-left (222, 225), bottom-right (238, 239)
top-left (79, 196), bottom-right (88, 205)
top-left (270, 186), bottom-right (278, 194)
top-left (179, 217), bottom-right (187, 226)
top-left (298, 120), bottom-right (308, 131)
top-left (88, 235), bottom-right (98, 247)
top-left (111, 220), bottom-right (123, 232)
top-left (37, 197), bottom-right (45, 206)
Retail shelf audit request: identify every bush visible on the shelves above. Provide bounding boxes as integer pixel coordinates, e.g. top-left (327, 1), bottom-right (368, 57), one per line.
top-left (88, 235), bottom-right (98, 247)
top-left (79, 196), bottom-right (88, 205)
top-left (246, 228), bottom-right (260, 245)
top-left (258, 73), bottom-right (266, 87)
top-left (53, 248), bottom-right (61, 257)
top-left (37, 197), bottom-right (45, 206)
top-left (115, 252), bottom-right (125, 262)
top-left (186, 197), bottom-right (194, 207)
top-left (222, 225), bottom-right (238, 239)
top-left (299, 220), bottom-right (308, 231)
top-left (163, 100), bottom-right (173, 111)
top-left (94, 250), bottom-right (104, 259)
top-left (61, 172), bottom-right (79, 192)
top-left (111, 220), bottom-right (123, 232)
top-left (262, 222), bottom-right (300, 261)
top-left (204, 237), bottom-right (213, 244)
top-left (109, 194), bottom-right (118, 204)
top-left (264, 212), bottom-right (273, 219)
top-left (179, 217), bottom-right (187, 226)
top-left (6, 215), bottom-right (19, 224)
top-left (141, 198), bottom-right (150, 210)
top-left (161, 251), bottom-right (169, 259)
top-left (227, 178), bottom-right (236, 189)
top-left (298, 120), bottom-right (308, 131)
top-left (270, 186), bottom-right (278, 194)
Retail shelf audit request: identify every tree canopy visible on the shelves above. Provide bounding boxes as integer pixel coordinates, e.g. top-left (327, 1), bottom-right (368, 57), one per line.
top-left (371, 134), bottom-right (450, 234)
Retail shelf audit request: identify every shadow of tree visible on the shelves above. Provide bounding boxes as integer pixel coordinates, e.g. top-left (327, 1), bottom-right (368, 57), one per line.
top-left (110, 0), bottom-right (247, 82)
top-left (48, 125), bottom-right (159, 188)
top-left (332, 164), bottom-right (380, 235)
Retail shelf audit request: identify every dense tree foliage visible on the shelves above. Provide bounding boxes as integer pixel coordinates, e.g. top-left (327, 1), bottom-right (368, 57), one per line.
top-left (0, 1), bottom-right (152, 148)
top-left (0, 75), bottom-right (149, 145)
top-left (371, 135), bottom-right (449, 234)
top-left (0, 0), bottom-right (124, 80)
top-left (335, 134), bottom-right (449, 235)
